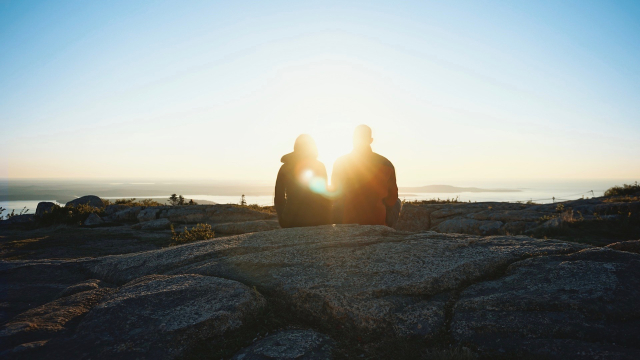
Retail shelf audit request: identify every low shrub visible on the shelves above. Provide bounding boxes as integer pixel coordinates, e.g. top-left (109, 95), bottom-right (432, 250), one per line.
top-left (103, 198), bottom-right (164, 207)
top-left (604, 182), bottom-right (640, 197)
top-left (171, 223), bottom-right (215, 244)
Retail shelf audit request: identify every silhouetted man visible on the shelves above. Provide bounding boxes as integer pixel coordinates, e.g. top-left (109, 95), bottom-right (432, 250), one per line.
top-left (331, 125), bottom-right (401, 226)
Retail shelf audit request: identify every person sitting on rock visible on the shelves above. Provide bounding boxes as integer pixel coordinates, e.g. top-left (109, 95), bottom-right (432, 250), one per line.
top-left (331, 125), bottom-right (401, 227)
top-left (274, 134), bottom-right (331, 228)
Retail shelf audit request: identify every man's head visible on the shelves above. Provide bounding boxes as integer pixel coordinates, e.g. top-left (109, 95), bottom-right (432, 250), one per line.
top-left (353, 124), bottom-right (373, 150)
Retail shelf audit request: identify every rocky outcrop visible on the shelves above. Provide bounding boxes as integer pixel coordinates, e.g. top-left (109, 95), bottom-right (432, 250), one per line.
top-left (451, 248), bottom-right (640, 359)
top-left (231, 329), bottom-right (335, 360)
top-left (52, 274), bottom-right (265, 359)
top-left (66, 196), bottom-right (104, 209)
top-left (395, 197), bottom-right (640, 238)
top-left (35, 202), bottom-right (57, 216)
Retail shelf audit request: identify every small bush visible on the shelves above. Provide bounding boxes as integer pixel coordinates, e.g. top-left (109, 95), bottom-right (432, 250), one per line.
top-left (1, 206), bottom-right (29, 220)
top-left (168, 194), bottom-right (197, 206)
top-left (171, 223), bottom-right (214, 244)
top-left (604, 182), bottom-right (640, 197)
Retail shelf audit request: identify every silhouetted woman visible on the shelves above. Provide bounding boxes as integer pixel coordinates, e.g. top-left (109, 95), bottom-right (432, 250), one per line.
top-left (274, 134), bottom-right (331, 228)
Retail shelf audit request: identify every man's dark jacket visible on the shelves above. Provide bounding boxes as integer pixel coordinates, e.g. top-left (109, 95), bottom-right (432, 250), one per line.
top-left (274, 152), bottom-right (331, 228)
top-left (331, 146), bottom-right (398, 225)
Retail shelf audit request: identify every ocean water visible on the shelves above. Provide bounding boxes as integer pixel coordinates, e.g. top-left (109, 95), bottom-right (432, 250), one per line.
top-left (0, 188), bottom-right (603, 216)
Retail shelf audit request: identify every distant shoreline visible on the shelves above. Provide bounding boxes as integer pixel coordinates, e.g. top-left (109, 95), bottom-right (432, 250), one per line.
top-left (399, 185), bottom-right (521, 193)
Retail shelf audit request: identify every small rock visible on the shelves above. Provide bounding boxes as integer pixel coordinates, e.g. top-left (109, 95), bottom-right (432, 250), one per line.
top-left (84, 213), bottom-right (104, 226)
top-left (231, 329), bottom-right (335, 360)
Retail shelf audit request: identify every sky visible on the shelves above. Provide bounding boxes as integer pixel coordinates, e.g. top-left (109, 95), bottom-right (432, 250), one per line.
top-left (1, 0), bottom-right (639, 186)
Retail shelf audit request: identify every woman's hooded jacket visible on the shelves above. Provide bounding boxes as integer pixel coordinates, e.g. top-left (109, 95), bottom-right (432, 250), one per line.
top-left (274, 135), bottom-right (331, 228)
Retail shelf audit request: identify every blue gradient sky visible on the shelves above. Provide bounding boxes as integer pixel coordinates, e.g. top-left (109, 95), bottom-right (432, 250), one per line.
top-left (1, 0), bottom-right (639, 185)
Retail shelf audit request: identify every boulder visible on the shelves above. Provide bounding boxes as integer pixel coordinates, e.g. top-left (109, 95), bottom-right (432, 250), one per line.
top-left (137, 208), bottom-right (159, 222)
top-left (85, 226), bottom-right (588, 340)
top-left (231, 329), bottom-right (335, 360)
top-left (606, 240), bottom-right (640, 254)
top-left (84, 213), bottom-right (104, 226)
top-left (106, 206), bottom-right (142, 222)
top-left (211, 220), bottom-right (280, 235)
top-left (57, 274), bottom-right (265, 359)
top-left (0, 288), bottom-right (114, 353)
top-left (66, 196), bottom-right (104, 209)
top-left (35, 202), bottom-right (57, 216)
top-left (104, 204), bottom-right (129, 216)
top-left (130, 218), bottom-right (171, 230)
top-left (451, 248), bottom-right (640, 359)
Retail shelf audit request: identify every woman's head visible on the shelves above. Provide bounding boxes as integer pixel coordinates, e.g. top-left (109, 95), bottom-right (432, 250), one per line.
top-left (293, 134), bottom-right (318, 158)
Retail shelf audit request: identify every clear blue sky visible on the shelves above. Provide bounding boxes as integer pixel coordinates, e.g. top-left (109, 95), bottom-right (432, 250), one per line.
top-left (1, 0), bottom-right (639, 185)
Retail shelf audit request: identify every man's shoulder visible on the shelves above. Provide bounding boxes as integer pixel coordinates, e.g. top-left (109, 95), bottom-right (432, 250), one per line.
top-left (371, 152), bottom-right (394, 169)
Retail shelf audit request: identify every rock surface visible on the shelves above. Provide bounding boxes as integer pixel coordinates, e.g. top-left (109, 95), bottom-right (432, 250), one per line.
top-left (53, 274), bottom-right (265, 359)
top-left (2, 225), bottom-right (639, 359)
top-left (211, 220), bottom-right (280, 235)
top-left (130, 218), bottom-right (171, 230)
top-left (0, 288), bottom-right (114, 353)
top-left (85, 226), bottom-right (587, 339)
top-left (451, 247), bottom-right (640, 359)
top-left (66, 196), bottom-right (104, 209)
top-left (606, 240), bottom-right (640, 254)
top-left (158, 204), bottom-right (275, 224)
top-left (231, 329), bottom-right (335, 360)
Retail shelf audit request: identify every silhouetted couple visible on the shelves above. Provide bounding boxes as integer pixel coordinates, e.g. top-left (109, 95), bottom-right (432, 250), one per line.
top-left (274, 125), bottom-right (401, 229)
